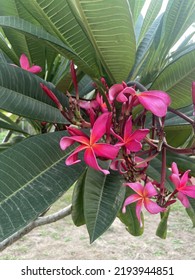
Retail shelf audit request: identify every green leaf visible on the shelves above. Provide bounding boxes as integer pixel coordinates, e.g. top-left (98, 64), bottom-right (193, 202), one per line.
top-left (0, 120), bottom-right (28, 135)
top-left (71, 169), bottom-right (87, 227)
top-left (156, 208), bottom-right (170, 239)
top-left (128, 0), bottom-right (145, 23)
top-left (129, 14), bottom-right (163, 80)
top-left (150, 49), bottom-right (195, 108)
top-left (165, 125), bottom-right (192, 148)
top-left (138, 0), bottom-right (163, 44)
top-left (0, 131), bottom-right (85, 242)
top-left (166, 152), bottom-right (195, 176)
top-left (0, 15), bottom-right (99, 79)
top-left (186, 200), bottom-right (195, 228)
top-left (84, 163), bottom-right (125, 243)
top-left (118, 187), bottom-right (144, 236)
top-left (0, 63), bottom-right (68, 123)
top-left (0, 0), bottom-right (58, 77)
top-left (75, 0), bottom-right (136, 83)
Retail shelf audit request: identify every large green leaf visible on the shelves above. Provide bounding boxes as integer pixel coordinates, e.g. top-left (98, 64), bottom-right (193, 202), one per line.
top-left (0, 0), bottom-right (58, 77)
top-left (128, 0), bottom-right (145, 23)
top-left (76, 0), bottom-right (136, 83)
top-left (0, 15), bottom-right (99, 79)
top-left (165, 125), bottom-right (192, 148)
top-left (150, 49), bottom-right (195, 108)
top-left (129, 14), bottom-right (163, 80)
top-left (138, 0), bottom-right (163, 44)
top-left (84, 163), bottom-right (125, 243)
top-left (156, 208), bottom-right (170, 239)
top-left (0, 63), bottom-right (68, 123)
top-left (166, 152), bottom-right (195, 176)
top-left (139, 0), bottom-right (195, 85)
top-left (17, 0), bottom-right (100, 78)
top-left (0, 131), bottom-right (85, 242)
top-left (71, 169), bottom-right (87, 227)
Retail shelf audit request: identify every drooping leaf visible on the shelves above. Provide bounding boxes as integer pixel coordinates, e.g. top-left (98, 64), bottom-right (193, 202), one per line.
top-left (0, 63), bottom-right (68, 123)
top-left (156, 208), bottom-right (170, 239)
top-left (71, 169), bottom-right (87, 227)
top-left (186, 199), bottom-right (195, 228)
top-left (0, 131), bottom-right (85, 242)
top-left (84, 163), bottom-right (125, 243)
top-left (150, 49), bottom-right (195, 108)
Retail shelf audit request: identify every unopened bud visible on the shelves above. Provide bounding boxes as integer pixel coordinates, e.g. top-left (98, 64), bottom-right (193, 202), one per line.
top-left (40, 83), bottom-right (63, 111)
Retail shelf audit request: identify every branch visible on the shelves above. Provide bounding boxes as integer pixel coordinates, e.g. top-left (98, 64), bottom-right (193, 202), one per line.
top-left (0, 204), bottom-right (72, 252)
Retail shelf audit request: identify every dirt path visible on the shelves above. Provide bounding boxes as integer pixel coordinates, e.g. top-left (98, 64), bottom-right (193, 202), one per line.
top-left (0, 203), bottom-right (195, 260)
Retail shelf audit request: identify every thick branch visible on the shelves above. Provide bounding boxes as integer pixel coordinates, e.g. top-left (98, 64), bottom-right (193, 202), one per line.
top-left (0, 204), bottom-right (72, 252)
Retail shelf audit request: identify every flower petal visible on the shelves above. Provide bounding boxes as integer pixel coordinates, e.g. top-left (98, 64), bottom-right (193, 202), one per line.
top-left (124, 182), bottom-right (143, 196)
top-left (122, 194), bottom-right (141, 213)
top-left (93, 143), bottom-right (119, 159)
top-left (179, 185), bottom-right (195, 198)
top-left (60, 137), bottom-right (75, 150)
top-left (84, 148), bottom-right (110, 175)
top-left (180, 170), bottom-right (190, 188)
top-left (130, 129), bottom-right (149, 142)
top-left (136, 200), bottom-right (143, 226)
top-left (137, 91), bottom-right (171, 117)
top-left (171, 162), bottom-right (179, 175)
top-left (135, 156), bottom-right (147, 168)
top-left (19, 54), bottom-right (30, 70)
top-left (125, 139), bottom-right (142, 152)
top-left (108, 83), bottom-right (124, 101)
top-left (28, 65), bottom-right (42, 74)
top-left (177, 192), bottom-right (190, 207)
top-left (90, 112), bottom-right (110, 144)
top-left (144, 198), bottom-right (165, 214)
top-left (123, 116), bottom-right (133, 140)
top-left (143, 182), bottom-right (158, 197)
top-left (116, 90), bottom-right (128, 102)
top-left (169, 173), bottom-right (180, 189)
top-left (65, 145), bottom-right (87, 165)
top-left (67, 126), bottom-right (87, 137)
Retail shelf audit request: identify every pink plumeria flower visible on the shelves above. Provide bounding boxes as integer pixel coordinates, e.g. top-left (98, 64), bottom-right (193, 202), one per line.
top-left (111, 116), bottom-right (149, 153)
top-left (122, 182), bottom-right (166, 226)
top-left (109, 82), bottom-right (171, 117)
top-left (60, 113), bottom-right (119, 175)
top-left (110, 156), bottom-right (147, 174)
top-left (19, 54), bottom-right (42, 74)
top-left (170, 162), bottom-right (195, 207)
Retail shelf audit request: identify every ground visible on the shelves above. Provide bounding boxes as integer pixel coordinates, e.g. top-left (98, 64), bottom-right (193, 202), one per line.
top-left (0, 192), bottom-right (195, 260)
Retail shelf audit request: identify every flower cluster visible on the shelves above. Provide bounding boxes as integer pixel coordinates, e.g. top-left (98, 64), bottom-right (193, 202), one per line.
top-left (23, 55), bottom-right (195, 227)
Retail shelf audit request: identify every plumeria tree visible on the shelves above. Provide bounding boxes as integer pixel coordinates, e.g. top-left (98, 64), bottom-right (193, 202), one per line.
top-left (0, 0), bottom-right (195, 250)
